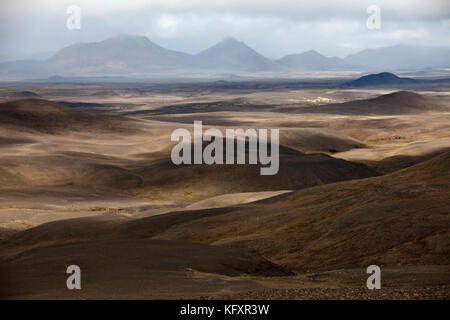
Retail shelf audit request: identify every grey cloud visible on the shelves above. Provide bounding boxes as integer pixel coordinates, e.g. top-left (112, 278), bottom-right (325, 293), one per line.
top-left (0, 0), bottom-right (449, 59)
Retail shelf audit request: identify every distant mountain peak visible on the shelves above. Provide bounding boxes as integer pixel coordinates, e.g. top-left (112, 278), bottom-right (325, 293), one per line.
top-left (106, 34), bottom-right (149, 40)
top-left (277, 49), bottom-right (347, 71)
top-left (45, 34), bottom-right (191, 75)
top-left (221, 36), bottom-right (240, 43)
top-left (361, 72), bottom-right (401, 80)
top-left (204, 36), bottom-right (249, 51)
top-left (197, 37), bottom-right (280, 72)
top-left (101, 34), bottom-right (156, 46)
top-left (302, 49), bottom-right (322, 56)
top-left (345, 72), bottom-right (417, 87)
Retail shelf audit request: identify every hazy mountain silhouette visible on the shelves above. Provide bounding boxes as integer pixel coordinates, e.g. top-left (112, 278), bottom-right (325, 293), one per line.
top-left (44, 35), bottom-right (195, 75)
top-left (277, 50), bottom-right (348, 71)
top-left (196, 36), bottom-right (282, 72)
top-left (46, 35), bottom-right (283, 75)
top-left (344, 45), bottom-right (450, 70)
top-left (1, 35), bottom-right (449, 78)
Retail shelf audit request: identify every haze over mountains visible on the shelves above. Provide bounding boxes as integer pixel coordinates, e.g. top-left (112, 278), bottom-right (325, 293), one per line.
top-left (0, 35), bottom-right (449, 79)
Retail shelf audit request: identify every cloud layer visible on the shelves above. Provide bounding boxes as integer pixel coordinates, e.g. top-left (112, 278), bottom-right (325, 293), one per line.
top-left (1, 0), bottom-right (449, 59)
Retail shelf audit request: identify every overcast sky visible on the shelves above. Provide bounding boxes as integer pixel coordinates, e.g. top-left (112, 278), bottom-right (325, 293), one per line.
top-left (0, 0), bottom-right (449, 60)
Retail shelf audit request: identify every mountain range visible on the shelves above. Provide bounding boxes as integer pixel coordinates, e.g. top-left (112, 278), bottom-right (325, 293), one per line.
top-left (1, 35), bottom-right (449, 78)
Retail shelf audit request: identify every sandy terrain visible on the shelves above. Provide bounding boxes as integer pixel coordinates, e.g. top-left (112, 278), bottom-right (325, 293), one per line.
top-left (0, 79), bottom-right (449, 299)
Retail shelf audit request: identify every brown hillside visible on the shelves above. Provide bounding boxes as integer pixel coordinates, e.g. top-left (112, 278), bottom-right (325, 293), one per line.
top-left (299, 91), bottom-right (449, 115)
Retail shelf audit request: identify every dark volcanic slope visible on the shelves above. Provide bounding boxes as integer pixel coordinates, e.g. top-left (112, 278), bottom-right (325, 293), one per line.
top-left (126, 98), bottom-right (275, 116)
top-left (0, 154), bottom-right (143, 191)
top-left (133, 144), bottom-right (379, 196)
top-left (135, 151), bottom-right (448, 272)
top-left (344, 72), bottom-right (417, 88)
top-left (1, 91), bottom-right (42, 99)
top-left (0, 99), bottom-right (138, 133)
top-left (1, 152), bottom-right (448, 276)
top-left (297, 91), bottom-right (448, 115)
top-left (0, 239), bottom-right (290, 299)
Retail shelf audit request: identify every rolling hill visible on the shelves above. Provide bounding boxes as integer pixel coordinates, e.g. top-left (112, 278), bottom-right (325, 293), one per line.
top-left (1, 151), bottom-right (448, 278)
top-left (133, 143), bottom-right (378, 197)
top-left (136, 151), bottom-right (449, 272)
top-left (0, 98), bottom-right (377, 197)
top-left (0, 98), bottom-right (139, 133)
top-left (0, 239), bottom-right (291, 299)
top-left (297, 91), bottom-right (449, 115)
top-left (345, 72), bottom-right (417, 87)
